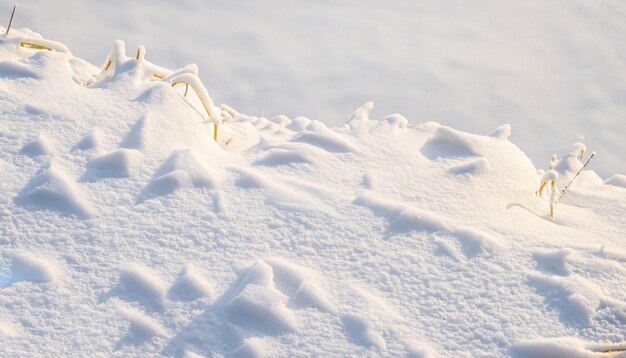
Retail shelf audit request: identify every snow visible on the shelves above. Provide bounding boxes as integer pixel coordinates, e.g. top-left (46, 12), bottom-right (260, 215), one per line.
top-left (85, 148), bottom-right (143, 179)
top-left (606, 174), bottom-right (626, 189)
top-left (0, 23), bottom-right (625, 357)
top-left (14, 163), bottom-right (94, 218)
top-left (8, 1), bottom-right (625, 176)
top-left (18, 135), bottom-right (52, 157)
top-left (9, 252), bottom-right (58, 284)
top-left (168, 264), bottom-right (213, 302)
top-left (340, 313), bottom-right (387, 350)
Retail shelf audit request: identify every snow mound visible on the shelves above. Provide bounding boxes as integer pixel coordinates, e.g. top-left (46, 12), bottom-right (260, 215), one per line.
top-left (226, 284), bottom-right (295, 331)
top-left (348, 101), bottom-right (375, 122)
top-left (120, 113), bottom-right (151, 150)
top-left (232, 167), bottom-right (329, 213)
top-left (264, 257), bottom-right (336, 313)
top-left (223, 261), bottom-right (298, 334)
top-left (533, 248), bottom-right (573, 276)
top-left (384, 113), bottom-right (409, 129)
top-left (404, 340), bottom-right (439, 358)
top-left (489, 124), bottom-right (512, 140)
top-left (85, 148), bottom-right (142, 179)
top-left (340, 313), bottom-right (386, 350)
top-left (452, 226), bottom-right (503, 257)
top-left (605, 174), bottom-right (626, 189)
top-left (2, 27), bottom-right (625, 357)
top-left (230, 339), bottom-right (265, 358)
top-left (18, 135), bottom-right (52, 157)
top-left (10, 253), bottom-right (58, 284)
top-left (72, 129), bottom-right (102, 151)
top-left (420, 125), bottom-right (481, 160)
top-left (356, 192), bottom-right (503, 257)
top-left (14, 163), bottom-right (93, 218)
top-left (0, 59), bottom-right (38, 78)
top-left (110, 265), bottom-right (167, 308)
top-left (270, 115), bottom-right (291, 127)
top-left (527, 272), bottom-right (626, 326)
top-left (154, 149), bottom-right (217, 188)
top-left (117, 306), bottom-right (166, 344)
top-left (253, 148), bottom-right (313, 166)
top-left (354, 192), bottom-right (451, 234)
top-left (286, 116), bottom-right (311, 131)
top-left (292, 129), bottom-right (357, 153)
top-left (448, 157), bottom-right (491, 176)
top-left (140, 149), bottom-right (218, 200)
top-left (168, 264), bottom-right (213, 302)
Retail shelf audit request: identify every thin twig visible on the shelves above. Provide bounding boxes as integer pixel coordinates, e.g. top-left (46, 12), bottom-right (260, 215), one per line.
top-left (4, 4), bottom-right (16, 36)
top-left (555, 152), bottom-right (596, 205)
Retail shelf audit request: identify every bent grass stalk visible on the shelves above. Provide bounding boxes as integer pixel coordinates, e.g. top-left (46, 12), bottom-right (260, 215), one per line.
top-left (170, 79), bottom-right (218, 141)
top-left (20, 41), bottom-right (52, 51)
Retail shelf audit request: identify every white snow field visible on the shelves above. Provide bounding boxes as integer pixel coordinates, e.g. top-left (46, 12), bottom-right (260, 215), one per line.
top-left (2, 1), bottom-right (626, 178)
top-left (1, 26), bottom-right (626, 358)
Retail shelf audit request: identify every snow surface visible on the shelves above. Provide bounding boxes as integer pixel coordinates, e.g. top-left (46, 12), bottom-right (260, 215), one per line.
top-left (1, 27), bottom-right (626, 357)
top-left (2, 1), bottom-right (625, 177)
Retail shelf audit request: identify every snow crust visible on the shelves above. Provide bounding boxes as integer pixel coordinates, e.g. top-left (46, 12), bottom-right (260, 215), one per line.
top-left (0, 29), bottom-right (625, 357)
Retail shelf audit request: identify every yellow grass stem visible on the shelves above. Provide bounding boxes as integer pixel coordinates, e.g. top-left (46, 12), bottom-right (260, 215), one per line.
top-left (20, 41), bottom-right (52, 51)
top-left (171, 80), bottom-right (218, 141)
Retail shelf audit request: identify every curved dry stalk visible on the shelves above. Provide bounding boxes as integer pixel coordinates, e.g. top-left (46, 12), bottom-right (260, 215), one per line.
top-left (19, 38), bottom-right (72, 54)
top-left (168, 74), bottom-right (219, 141)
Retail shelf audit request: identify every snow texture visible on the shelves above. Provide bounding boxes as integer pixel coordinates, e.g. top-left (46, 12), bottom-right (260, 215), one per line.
top-left (0, 26), bottom-right (624, 357)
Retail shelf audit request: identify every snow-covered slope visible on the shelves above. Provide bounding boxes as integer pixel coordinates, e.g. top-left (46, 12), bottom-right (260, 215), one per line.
top-left (3, 1), bottom-right (626, 177)
top-left (1, 29), bottom-right (625, 357)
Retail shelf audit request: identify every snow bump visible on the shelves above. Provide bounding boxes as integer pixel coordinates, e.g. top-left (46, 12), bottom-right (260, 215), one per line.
top-left (19, 136), bottom-right (52, 157)
top-left (10, 253), bottom-right (58, 284)
top-left (605, 174), bottom-right (626, 189)
top-left (85, 148), bottom-right (142, 179)
top-left (72, 129), bottom-right (102, 151)
top-left (117, 306), bottom-right (166, 345)
top-left (109, 265), bottom-right (167, 309)
top-left (168, 264), bottom-right (213, 302)
top-left (14, 163), bottom-right (93, 218)
top-left (340, 313), bottom-right (386, 350)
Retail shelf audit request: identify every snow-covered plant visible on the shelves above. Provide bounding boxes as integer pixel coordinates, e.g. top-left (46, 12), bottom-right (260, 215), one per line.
top-left (536, 169), bottom-right (558, 197)
top-left (537, 143), bottom-right (596, 220)
top-left (549, 154), bottom-right (558, 169)
top-left (19, 37), bottom-right (72, 54)
top-left (164, 72), bottom-right (221, 141)
top-left (549, 180), bottom-right (558, 219)
top-left (536, 169), bottom-right (559, 220)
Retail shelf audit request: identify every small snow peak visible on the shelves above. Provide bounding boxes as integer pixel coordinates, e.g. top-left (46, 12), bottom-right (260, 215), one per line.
top-left (489, 124), bottom-right (511, 140)
top-left (383, 113), bottom-right (408, 129)
top-left (73, 129), bottom-right (102, 151)
top-left (287, 116), bottom-right (311, 131)
top-left (14, 163), bottom-right (93, 218)
top-left (85, 148), bottom-right (143, 179)
top-left (348, 101), bottom-right (374, 122)
top-left (11, 253), bottom-right (58, 284)
top-left (541, 169), bottom-right (559, 183)
top-left (19, 135), bottom-right (52, 157)
top-left (573, 142), bottom-right (586, 159)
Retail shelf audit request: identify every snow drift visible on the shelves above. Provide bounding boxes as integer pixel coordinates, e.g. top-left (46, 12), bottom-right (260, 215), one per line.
top-left (0, 28), bottom-right (624, 357)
